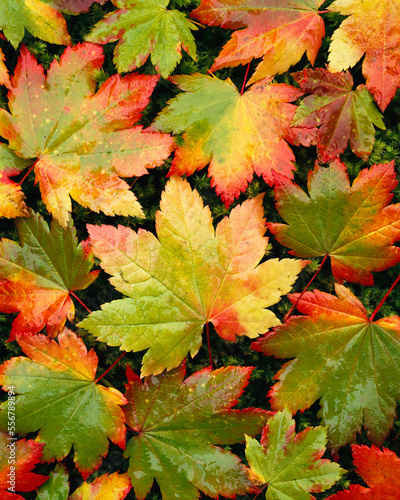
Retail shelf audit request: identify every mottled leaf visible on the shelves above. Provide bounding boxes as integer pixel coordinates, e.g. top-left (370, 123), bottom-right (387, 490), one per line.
top-left (191, 0), bottom-right (325, 85)
top-left (87, 0), bottom-right (197, 78)
top-left (0, 329), bottom-right (127, 479)
top-left (0, 433), bottom-right (48, 498)
top-left (151, 73), bottom-right (305, 206)
top-left (0, 43), bottom-right (175, 226)
top-left (245, 410), bottom-right (343, 499)
top-left (253, 284), bottom-right (400, 452)
top-left (124, 363), bottom-right (268, 500)
top-left (0, 211), bottom-right (99, 338)
top-left (79, 176), bottom-right (306, 376)
top-left (328, 0), bottom-right (400, 111)
top-left (268, 160), bottom-right (400, 285)
top-left (292, 68), bottom-right (385, 162)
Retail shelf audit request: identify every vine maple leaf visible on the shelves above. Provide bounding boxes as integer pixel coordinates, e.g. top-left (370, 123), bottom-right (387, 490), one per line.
top-left (328, 444), bottom-right (400, 499)
top-left (35, 464), bottom-right (69, 500)
top-left (191, 0), bottom-right (325, 85)
top-left (0, 211), bottom-right (99, 338)
top-left (328, 0), bottom-right (400, 111)
top-left (151, 73), bottom-right (306, 206)
top-left (245, 409), bottom-right (343, 499)
top-left (0, 47), bottom-right (10, 89)
top-left (0, 0), bottom-right (106, 48)
top-left (0, 145), bottom-right (32, 218)
top-left (69, 472), bottom-right (131, 500)
top-left (124, 363), bottom-right (268, 500)
top-left (291, 68), bottom-right (385, 162)
top-left (0, 433), bottom-right (48, 500)
top-left (268, 160), bottom-right (400, 285)
top-left (0, 43), bottom-right (175, 227)
top-left (0, 329), bottom-right (127, 479)
top-left (79, 176), bottom-right (307, 376)
top-left (86, 0), bottom-right (198, 78)
top-left (253, 284), bottom-right (400, 452)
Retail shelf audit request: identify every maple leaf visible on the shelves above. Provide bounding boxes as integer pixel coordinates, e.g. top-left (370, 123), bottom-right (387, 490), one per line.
top-left (0, 432), bottom-right (48, 500)
top-left (36, 464), bottom-right (70, 500)
top-left (0, 47), bottom-right (10, 89)
top-left (0, 144), bottom-right (32, 218)
top-left (291, 68), bottom-right (385, 162)
top-left (328, 0), bottom-right (400, 111)
top-left (86, 0), bottom-right (198, 78)
top-left (0, 329), bottom-right (127, 479)
top-left (0, 43), bottom-right (175, 227)
top-left (151, 73), bottom-right (305, 206)
top-left (327, 444), bottom-right (400, 499)
top-left (79, 176), bottom-right (307, 376)
top-left (0, 0), bottom-right (107, 48)
top-left (124, 363), bottom-right (268, 500)
top-left (268, 160), bottom-right (400, 285)
top-left (191, 0), bottom-right (325, 85)
top-left (0, 211), bottom-right (99, 338)
top-left (69, 472), bottom-right (131, 500)
top-left (245, 409), bottom-right (343, 499)
top-left (253, 284), bottom-right (400, 452)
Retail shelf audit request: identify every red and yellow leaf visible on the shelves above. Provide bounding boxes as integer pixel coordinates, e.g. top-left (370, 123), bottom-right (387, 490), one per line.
top-left (79, 176), bottom-right (307, 376)
top-left (0, 43), bottom-right (175, 226)
top-left (253, 284), bottom-right (400, 452)
top-left (0, 47), bottom-right (10, 89)
top-left (0, 433), bottom-right (48, 499)
top-left (291, 68), bottom-right (385, 162)
top-left (0, 211), bottom-right (99, 338)
top-left (268, 160), bottom-right (400, 285)
top-left (124, 363), bottom-right (268, 500)
top-left (151, 73), bottom-right (306, 206)
top-left (0, 145), bottom-right (32, 219)
top-left (328, 0), bottom-right (400, 111)
top-left (0, 329), bottom-right (127, 479)
top-left (69, 472), bottom-right (131, 500)
top-left (191, 0), bottom-right (325, 85)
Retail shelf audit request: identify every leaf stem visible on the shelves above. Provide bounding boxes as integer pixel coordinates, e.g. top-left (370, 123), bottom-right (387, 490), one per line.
top-left (205, 322), bottom-right (213, 370)
top-left (241, 62), bottom-right (251, 94)
top-left (95, 351), bottom-right (126, 384)
top-left (253, 484), bottom-right (268, 499)
top-left (18, 164), bottom-right (35, 186)
top-left (70, 291), bottom-right (92, 314)
top-left (284, 254), bottom-right (328, 321)
top-left (369, 273), bottom-right (400, 322)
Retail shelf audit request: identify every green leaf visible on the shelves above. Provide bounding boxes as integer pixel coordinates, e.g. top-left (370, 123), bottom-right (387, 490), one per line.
top-left (0, 329), bottom-right (127, 479)
top-left (36, 464), bottom-right (69, 500)
top-left (0, 0), bottom-right (71, 47)
top-left (124, 363), bottom-right (269, 500)
top-left (86, 0), bottom-right (198, 78)
top-left (245, 409), bottom-right (344, 499)
top-left (253, 284), bottom-right (400, 452)
top-left (79, 176), bottom-right (306, 376)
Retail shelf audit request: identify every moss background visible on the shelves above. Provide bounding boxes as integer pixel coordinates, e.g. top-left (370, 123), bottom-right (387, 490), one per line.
top-left (1, 0), bottom-right (400, 497)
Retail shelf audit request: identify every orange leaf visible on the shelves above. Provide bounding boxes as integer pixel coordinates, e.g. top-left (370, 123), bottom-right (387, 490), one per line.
top-left (0, 212), bottom-right (99, 338)
top-left (191, 0), bottom-right (325, 85)
top-left (328, 0), bottom-right (400, 111)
